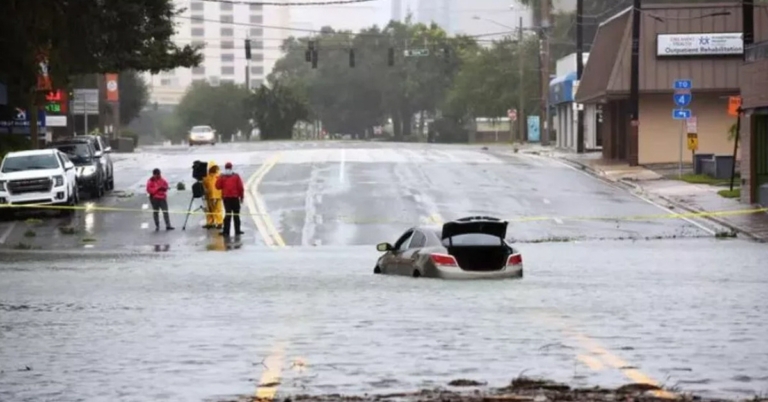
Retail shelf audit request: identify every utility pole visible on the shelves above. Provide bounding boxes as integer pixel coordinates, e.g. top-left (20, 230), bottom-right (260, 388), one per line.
top-left (517, 15), bottom-right (525, 143)
top-left (245, 38), bottom-right (252, 90)
top-left (628, 0), bottom-right (640, 166)
top-left (539, 0), bottom-right (551, 146)
top-left (575, 0), bottom-right (585, 153)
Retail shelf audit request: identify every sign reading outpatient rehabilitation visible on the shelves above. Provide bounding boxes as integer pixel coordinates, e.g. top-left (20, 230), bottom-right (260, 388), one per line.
top-left (656, 33), bottom-right (743, 57)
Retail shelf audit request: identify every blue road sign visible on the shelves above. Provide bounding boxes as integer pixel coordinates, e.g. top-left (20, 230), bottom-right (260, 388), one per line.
top-left (672, 109), bottom-right (691, 119)
top-left (673, 79), bottom-right (692, 90)
top-left (674, 93), bottom-right (691, 107)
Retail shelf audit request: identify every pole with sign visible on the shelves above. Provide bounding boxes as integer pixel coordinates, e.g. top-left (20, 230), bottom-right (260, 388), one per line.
top-left (672, 79), bottom-right (692, 178)
top-left (686, 116), bottom-right (698, 167)
top-left (728, 96), bottom-right (742, 191)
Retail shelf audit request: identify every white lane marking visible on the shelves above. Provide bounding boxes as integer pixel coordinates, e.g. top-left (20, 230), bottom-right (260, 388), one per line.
top-left (543, 198), bottom-right (551, 205)
top-left (545, 156), bottom-right (717, 236)
top-left (83, 244), bottom-right (94, 249)
top-left (553, 217), bottom-right (564, 224)
top-left (141, 223), bottom-right (149, 229)
top-left (0, 222), bottom-right (17, 244)
top-left (142, 203), bottom-right (148, 210)
top-left (339, 149), bottom-right (346, 183)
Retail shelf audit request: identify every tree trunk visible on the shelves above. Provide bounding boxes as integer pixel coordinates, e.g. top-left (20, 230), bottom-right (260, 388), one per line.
top-left (392, 113), bottom-right (402, 139)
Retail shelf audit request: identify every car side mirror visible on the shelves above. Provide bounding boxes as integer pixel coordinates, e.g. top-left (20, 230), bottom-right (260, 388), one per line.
top-left (64, 162), bottom-right (74, 170)
top-left (104, 146), bottom-right (112, 153)
top-left (94, 151), bottom-right (103, 158)
top-left (376, 242), bottom-right (394, 252)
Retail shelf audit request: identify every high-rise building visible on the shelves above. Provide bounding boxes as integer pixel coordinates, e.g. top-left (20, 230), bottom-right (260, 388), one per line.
top-left (416, 0), bottom-right (532, 42)
top-left (145, 0), bottom-right (267, 105)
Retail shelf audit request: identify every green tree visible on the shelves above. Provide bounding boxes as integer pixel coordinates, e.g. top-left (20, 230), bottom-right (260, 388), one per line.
top-left (0, 0), bottom-right (202, 146)
top-left (175, 81), bottom-right (253, 142)
top-left (250, 83), bottom-right (310, 140)
top-left (119, 71), bottom-right (149, 126)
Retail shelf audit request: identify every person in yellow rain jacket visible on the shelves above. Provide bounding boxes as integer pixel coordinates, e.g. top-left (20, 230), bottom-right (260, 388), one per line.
top-left (202, 161), bottom-right (224, 229)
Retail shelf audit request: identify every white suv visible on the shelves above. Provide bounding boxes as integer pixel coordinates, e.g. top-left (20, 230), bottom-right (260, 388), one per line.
top-left (0, 149), bottom-right (79, 216)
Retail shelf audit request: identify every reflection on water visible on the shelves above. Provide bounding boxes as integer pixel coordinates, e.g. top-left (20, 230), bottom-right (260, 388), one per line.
top-left (84, 202), bottom-right (95, 235)
top-left (153, 244), bottom-right (170, 252)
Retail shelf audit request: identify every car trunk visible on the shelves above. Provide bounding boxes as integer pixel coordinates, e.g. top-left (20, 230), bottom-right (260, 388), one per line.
top-left (446, 245), bottom-right (509, 271)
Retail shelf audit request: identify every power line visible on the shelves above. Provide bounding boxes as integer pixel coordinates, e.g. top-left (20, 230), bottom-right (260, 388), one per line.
top-left (175, 15), bottom-right (519, 40)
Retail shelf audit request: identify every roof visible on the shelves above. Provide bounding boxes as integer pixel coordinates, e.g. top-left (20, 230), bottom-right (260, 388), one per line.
top-left (4, 149), bottom-right (57, 157)
top-left (577, 2), bottom-right (768, 103)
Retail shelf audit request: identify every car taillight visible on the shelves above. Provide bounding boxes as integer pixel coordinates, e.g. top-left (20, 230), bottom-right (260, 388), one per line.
top-left (430, 253), bottom-right (458, 266)
top-left (507, 254), bottom-right (522, 265)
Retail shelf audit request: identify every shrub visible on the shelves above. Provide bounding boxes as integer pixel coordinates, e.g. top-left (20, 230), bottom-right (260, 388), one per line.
top-left (121, 129), bottom-right (139, 147)
top-left (0, 135), bottom-right (32, 159)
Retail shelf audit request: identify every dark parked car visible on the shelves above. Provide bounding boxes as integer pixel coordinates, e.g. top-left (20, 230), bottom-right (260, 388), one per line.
top-left (374, 216), bottom-right (523, 279)
top-left (76, 134), bottom-right (114, 191)
top-left (47, 139), bottom-right (106, 198)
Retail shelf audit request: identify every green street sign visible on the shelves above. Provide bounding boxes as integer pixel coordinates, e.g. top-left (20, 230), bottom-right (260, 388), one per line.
top-left (404, 49), bottom-right (429, 57)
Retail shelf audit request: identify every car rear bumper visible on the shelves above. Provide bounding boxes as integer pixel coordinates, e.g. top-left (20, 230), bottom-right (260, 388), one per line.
top-left (431, 265), bottom-right (523, 280)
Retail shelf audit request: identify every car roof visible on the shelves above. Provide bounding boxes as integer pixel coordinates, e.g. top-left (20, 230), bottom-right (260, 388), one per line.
top-left (192, 125), bottom-right (213, 129)
top-left (50, 140), bottom-right (92, 147)
top-left (3, 149), bottom-right (58, 157)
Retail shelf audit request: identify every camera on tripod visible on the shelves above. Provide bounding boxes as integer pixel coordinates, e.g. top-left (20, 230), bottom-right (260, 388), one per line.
top-left (192, 160), bottom-right (208, 181)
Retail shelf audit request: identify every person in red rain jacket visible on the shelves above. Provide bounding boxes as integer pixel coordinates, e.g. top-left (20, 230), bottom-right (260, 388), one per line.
top-left (146, 168), bottom-right (174, 231)
top-left (215, 162), bottom-right (245, 237)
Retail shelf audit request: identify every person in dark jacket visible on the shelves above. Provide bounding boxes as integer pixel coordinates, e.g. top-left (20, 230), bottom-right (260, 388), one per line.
top-left (215, 162), bottom-right (245, 237)
top-left (146, 168), bottom-right (175, 231)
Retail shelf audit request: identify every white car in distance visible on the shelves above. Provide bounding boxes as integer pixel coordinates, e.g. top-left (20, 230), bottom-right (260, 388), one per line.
top-left (0, 149), bottom-right (79, 217)
top-left (188, 125), bottom-right (216, 146)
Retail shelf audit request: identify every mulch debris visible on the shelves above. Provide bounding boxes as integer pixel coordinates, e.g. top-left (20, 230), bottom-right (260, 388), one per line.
top-left (220, 377), bottom-right (767, 402)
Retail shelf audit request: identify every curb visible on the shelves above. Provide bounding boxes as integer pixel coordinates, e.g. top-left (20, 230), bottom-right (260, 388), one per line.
top-left (655, 194), bottom-right (766, 243)
top-left (555, 156), bottom-right (767, 242)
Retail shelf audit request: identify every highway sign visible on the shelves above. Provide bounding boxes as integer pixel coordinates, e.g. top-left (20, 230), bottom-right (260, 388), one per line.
top-left (686, 116), bottom-right (698, 133)
top-left (687, 133), bottom-right (698, 151)
top-left (673, 79), bottom-right (692, 90)
top-left (404, 49), bottom-right (429, 57)
top-left (674, 93), bottom-right (691, 107)
top-left (672, 109), bottom-right (691, 119)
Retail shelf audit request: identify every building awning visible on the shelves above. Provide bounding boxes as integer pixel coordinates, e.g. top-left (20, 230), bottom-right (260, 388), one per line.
top-left (548, 71), bottom-right (577, 105)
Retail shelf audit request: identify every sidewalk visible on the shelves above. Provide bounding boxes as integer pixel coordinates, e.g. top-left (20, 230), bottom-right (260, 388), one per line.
top-left (557, 151), bottom-right (768, 242)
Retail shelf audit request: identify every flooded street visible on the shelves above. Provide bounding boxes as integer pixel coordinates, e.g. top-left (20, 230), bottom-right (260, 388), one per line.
top-left (1, 143), bottom-right (767, 402)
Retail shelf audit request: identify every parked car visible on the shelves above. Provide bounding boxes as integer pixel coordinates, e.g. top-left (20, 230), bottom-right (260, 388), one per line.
top-left (0, 149), bottom-right (79, 217)
top-left (47, 139), bottom-right (106, 198)
top-left (75, 134), bottom-right (114, 191)
top-left (374, 216), bottom-right (523, 279)
top-left (188, 126), bottom-right (216, 146)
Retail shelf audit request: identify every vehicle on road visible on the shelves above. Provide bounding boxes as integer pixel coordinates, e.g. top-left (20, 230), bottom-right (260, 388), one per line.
top-left (188, 126), bottom-right (217, 146)
top-left (47, 139), bottom-right (106, 199)
top-left (75, 134), bottom-right (114, 191)
top-left (0, 149), bottom-right (79, 217)
top-left (374, 216), bottom-right (523, 279)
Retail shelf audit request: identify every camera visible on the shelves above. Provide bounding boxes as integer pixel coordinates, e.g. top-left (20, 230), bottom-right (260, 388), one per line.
top-left (192, 160), bottom-right (208, 181)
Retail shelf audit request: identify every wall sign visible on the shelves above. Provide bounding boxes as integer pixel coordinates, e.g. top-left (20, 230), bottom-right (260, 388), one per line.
top-left (656, 33), bottom-right (743, 56)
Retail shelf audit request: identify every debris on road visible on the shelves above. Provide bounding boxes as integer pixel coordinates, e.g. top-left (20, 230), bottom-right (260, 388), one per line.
top-left (223, 378), bottom-right (762, 402)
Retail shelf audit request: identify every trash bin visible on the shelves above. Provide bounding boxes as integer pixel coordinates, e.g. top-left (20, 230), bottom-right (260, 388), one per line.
top-left (693, 153), bottom-right (714, 175)
top-left (759, 183), bottom-right (768, 208)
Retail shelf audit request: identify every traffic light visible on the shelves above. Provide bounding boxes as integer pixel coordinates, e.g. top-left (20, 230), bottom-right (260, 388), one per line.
top-left (349, 49), bottom-right (355, 67)
top-left (311, 49), bottom-right (318, 69)
top-left (245, 39), bottom-right (252, 60)
top-left (388, 47), bottom-right (394, 66)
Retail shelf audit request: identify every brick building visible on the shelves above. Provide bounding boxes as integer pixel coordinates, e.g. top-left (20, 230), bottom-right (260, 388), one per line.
top-left (740, 39), bottom-right (768, 206)
top-left (575, 2), bottom-right (768, 166)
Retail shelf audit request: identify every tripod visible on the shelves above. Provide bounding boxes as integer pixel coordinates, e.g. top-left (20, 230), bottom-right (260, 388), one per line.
top-left (182, 180), bottom-right (206, 231)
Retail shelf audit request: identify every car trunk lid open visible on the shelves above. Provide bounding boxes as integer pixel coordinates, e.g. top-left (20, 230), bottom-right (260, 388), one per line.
top-left (439, 218), bottom-right (520, 272)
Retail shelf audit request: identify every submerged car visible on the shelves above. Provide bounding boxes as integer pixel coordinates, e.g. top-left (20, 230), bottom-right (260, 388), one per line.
top-left (374, 216), bottom-right (523, 279)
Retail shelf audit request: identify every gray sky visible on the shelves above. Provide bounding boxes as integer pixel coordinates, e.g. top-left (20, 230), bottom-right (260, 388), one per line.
top-left (288, 0), bottom-right (394, 32)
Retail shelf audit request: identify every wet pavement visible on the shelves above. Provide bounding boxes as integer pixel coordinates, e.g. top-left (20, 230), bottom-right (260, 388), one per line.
top-left (1, 142), bottom-right (767, 401)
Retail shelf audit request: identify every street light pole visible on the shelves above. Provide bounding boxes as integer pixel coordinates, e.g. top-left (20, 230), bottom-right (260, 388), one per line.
top-left (540, 0), bottom-right (551, 146)
top-left (629, 0), bottom-right (641, 166)
top-left (518, 15), bottom-right (524, 143)
top-left (576, 0), bottom-right (585, 153)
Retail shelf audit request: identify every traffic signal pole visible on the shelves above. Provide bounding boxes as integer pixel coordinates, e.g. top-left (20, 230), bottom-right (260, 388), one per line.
top-left (576, 0), bottom-right (585, 153)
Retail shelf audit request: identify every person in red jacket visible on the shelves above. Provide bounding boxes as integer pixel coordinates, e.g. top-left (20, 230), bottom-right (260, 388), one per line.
top-left (146, 168), bottom-right (174, 231)
top-left (215, 162), bottom-right (245, 237)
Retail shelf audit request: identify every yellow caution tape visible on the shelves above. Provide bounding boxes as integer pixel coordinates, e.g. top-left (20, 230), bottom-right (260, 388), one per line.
top-left (1, 202), bottom-right (766, 224)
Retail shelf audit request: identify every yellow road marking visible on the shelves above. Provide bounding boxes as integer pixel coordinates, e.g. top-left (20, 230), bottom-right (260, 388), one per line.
top-left (577, 354), bottom-right (604, 371)
top-left (255, 342), bottom-right (286, 400)
top-left (245, 153), bottom-right (286, 248)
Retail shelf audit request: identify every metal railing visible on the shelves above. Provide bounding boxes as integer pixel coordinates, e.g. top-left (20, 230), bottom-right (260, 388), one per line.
top-left (745, 40), bottom-right (768, 62)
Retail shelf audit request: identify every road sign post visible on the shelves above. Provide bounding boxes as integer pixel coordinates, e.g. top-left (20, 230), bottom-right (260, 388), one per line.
top-left (673, 79), bottom-right (692, 178)
top-left (686, 115), bottom-right (698, 167)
